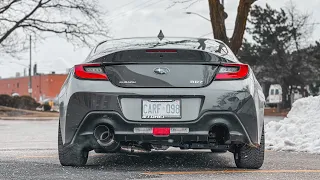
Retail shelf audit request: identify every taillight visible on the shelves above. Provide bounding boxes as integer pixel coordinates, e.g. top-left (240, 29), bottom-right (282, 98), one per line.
top-left (215, 63), bottom-right (249, 80)
top-left (74, 63), bottom-right (108, 80)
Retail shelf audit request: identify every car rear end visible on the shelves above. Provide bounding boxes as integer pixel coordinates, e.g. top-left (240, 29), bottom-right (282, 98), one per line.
top-left (58, 37), bottom-right (265, 168)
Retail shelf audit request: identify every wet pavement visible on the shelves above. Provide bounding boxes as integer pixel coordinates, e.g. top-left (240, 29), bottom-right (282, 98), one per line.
top-left (0, 117), bottom-right (320, 180)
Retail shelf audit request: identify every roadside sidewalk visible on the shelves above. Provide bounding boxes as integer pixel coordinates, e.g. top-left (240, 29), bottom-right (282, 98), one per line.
top-left (0, 117), bottom-right (58, 120)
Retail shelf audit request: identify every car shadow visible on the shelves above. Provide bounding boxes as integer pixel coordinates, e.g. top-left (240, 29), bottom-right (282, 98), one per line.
top-left (0, 150), bottom-right (238, 179)
top-left (85, 150), bottom-right (236, 172)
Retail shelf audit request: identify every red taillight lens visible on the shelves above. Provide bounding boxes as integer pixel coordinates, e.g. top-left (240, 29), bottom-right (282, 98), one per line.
top-left (74, 64), bottom-right (108, 80)
top-left (215, 64), bottom-right (249, 80)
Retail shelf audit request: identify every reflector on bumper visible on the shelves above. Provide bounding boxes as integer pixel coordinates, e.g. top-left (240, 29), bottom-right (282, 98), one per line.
top-left (133, 127), bottom-right (189, 135)
top-left (133, 127), bottom-right (152, 134)
top-left (153, 128), bottom-right (170, 136)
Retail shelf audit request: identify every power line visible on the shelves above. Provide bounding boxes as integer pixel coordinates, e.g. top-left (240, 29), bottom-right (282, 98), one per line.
top-left (198, 22), bottom-right (320, 38)
top-left (105, 0), bottom-right (151, 22)
top-left (107, 0), bottom-right (167, 24)
top-left (106, 0), bottom-right (162, 23)
top-left (133, 0), bottom-right (165, 13)
top-left (108, 0), bottom-right (165, 23)
top-left (199, 32), bottom-right (212, 38)
top-left (108, 0), bottom-right (137, 13)
top-left (8, 61), bottom-right (28, 67)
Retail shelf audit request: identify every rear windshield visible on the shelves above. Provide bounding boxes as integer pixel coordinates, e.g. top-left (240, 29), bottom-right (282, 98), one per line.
top-left (91, 49), bottom-right (229, 63)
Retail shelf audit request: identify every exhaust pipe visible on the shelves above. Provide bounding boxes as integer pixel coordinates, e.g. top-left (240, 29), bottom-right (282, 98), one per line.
top-left (120, 146), bottom-right (151, 153)
top-left (94, 125), bottom-right (119, 151)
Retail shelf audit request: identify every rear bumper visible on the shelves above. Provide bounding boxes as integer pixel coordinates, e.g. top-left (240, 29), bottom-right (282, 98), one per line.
top-left (68, 109), bottom-right (257, 149)
top-left (60, 89), bottom-right (263, 144)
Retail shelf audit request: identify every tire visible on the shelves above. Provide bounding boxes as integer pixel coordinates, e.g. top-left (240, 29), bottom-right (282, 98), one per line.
top-left (234, 129), bottom-right (265, 169)
top-left (58, 122), bottom-right (88, 166)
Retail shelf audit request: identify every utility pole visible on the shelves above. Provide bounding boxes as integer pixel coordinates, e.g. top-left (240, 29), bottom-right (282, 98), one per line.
top-left (28, 35), bottom-right (32, 97)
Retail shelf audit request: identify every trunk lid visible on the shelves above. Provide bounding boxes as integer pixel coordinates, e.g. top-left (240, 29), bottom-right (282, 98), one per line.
top-left (105, 64), bottom-right (218, 88)
top-left (98, 49), bottom-right (228, 88)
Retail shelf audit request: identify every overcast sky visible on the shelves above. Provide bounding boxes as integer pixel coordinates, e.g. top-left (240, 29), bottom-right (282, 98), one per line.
top-left (0, 0), bottom-right (319, 78)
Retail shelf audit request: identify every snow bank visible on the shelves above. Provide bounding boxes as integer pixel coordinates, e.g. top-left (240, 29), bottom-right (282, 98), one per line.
top-left (265, 96), bottom-right (320, 153)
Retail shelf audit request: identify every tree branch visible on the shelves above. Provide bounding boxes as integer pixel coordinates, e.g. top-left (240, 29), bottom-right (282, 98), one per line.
top-left (0, 0), bottom-right (48, 44)
top-left (0, 0), bottom-right (21, 14)
top-left (0, 0), bottom-right (109, 56)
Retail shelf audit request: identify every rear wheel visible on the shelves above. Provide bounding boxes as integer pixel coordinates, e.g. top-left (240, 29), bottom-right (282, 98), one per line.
top-left (58, 122), bottom-right (88, 166)
top-left (233, 129), bottom-right (265, 169)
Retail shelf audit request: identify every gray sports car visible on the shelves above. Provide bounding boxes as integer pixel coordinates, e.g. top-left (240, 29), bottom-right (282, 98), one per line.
top-left (58, 36), bottom-right (265, 169)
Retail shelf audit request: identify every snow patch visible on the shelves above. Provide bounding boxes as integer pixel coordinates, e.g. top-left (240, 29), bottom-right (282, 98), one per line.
top-left (265, 96), bottom-right (320, 154)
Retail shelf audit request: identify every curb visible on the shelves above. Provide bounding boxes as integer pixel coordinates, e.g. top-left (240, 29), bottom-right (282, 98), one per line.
top-left (0, 117), bottom-right (58, 121)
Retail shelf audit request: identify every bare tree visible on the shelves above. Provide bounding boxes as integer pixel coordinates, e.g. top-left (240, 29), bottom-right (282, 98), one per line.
top-left (286, 0), bottom-right (312, 53)
top-left (0, 0), bottom-right (109, 56)
top-left (240, 3), bottom-right (316, 108)
top-left (171, 0), bottom-right (256, 54)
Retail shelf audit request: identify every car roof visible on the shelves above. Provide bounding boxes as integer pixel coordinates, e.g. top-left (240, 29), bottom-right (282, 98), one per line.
top-left (85, 37), bottom-right (237, 62)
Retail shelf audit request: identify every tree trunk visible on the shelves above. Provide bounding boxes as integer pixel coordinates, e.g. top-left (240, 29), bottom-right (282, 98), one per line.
top-left (208, 0), bottom-right (255, 54)
top-left (208, 0), bottom-right (229, 45)
top-left (230, 0), bottom-right (255, 54)
top-left (281, 83), bottom-right (291, 109)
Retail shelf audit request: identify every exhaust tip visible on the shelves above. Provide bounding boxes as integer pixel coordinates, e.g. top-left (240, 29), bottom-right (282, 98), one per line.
top-left (94, 124), bottom-right (120, 151)
top-left (100, 131), bottom-right (111, 141)
top-left (94, 125), bottom-right (114, 144)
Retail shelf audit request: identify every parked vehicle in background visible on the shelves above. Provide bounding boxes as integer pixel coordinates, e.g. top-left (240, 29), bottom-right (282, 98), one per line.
top-left (11, 93), bottom-right (20, 97)
top-left (52, 97), bottom-right (59, 112)
top-left (266, 84), bottom-right (282, 107)
top-left (36, 103), bottom-right (51, 111)
top-left (58, 36), bottom-right (265, 169)
top-left (36, 98), bottom-right (59, 112)
top-left (36, 105), bottom-right (44, 111)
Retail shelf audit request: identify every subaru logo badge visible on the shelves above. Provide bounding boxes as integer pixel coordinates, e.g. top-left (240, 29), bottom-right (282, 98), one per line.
top-left (153, 67), bottom-right (170, 75)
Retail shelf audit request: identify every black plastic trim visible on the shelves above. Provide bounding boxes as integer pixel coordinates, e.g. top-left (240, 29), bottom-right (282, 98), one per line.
top-left (69, 110), bottom-right (255, 146)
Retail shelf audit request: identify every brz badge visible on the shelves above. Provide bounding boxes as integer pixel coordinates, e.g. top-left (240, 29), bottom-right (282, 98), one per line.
top-left (190, 80), bottom-right (203, 84)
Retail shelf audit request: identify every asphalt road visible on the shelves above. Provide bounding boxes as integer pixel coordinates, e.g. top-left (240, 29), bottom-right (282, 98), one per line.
top-left (1, 117), bottom-right (320, 180)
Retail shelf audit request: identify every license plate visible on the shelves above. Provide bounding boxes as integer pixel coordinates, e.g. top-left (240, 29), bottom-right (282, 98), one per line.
top-left (142, 99), bottom-right (181, 119)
